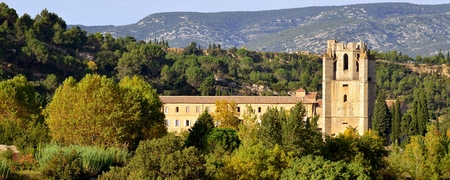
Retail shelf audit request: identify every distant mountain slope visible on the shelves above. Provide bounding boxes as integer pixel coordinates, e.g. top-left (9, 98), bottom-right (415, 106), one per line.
top-left (77, 3), bottom-right (450, 56)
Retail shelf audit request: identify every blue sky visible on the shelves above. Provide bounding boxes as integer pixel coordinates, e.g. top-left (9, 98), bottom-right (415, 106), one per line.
top-left (3, 0), bottom-right (448, 26)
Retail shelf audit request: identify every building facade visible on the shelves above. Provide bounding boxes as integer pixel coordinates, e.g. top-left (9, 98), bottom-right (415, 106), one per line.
top-left (160, 89), bottom-right (319, 132)
top-left (161, 40), bottom-right (379, 135)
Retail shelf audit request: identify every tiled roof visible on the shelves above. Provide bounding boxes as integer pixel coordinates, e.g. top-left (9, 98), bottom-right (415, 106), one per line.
top-left (296, 88), bottom-right (306, 92)
top-left (160, 96), bottom-right (318, 104)
top-left (305, 92), bottom-right (318, 100)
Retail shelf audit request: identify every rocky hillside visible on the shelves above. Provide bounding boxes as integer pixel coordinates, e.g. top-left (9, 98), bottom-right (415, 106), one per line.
top-left (77, 3), bottom-right (450, 56)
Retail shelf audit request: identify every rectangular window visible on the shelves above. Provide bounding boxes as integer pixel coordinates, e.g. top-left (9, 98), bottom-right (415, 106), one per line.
top-left (165, 120), bottom-right (170, 126)
top-left (258, 107), bottom-right (261, 113)
top-left (237, 107), bottom-right (241, 113)
top-left (185, 120), bottom-right (190, 126)
top-left (343, 84), bottom-right (348, 87)
top-left (186, 107), bottom-right (189, 113)
top-left (175, 120), bottom-right (180, 126)
top-left (175, 107), bottom-right (179, 113)
top-left (206, 107), bottom-right (210, 112)
top-left (165, 107), bottom-right (169, 113)
top-left (196, 107), bottom-right (200, 113)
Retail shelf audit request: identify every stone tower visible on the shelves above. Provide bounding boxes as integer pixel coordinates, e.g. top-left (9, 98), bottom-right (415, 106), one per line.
top-left (321, 40), bottom-right (376, 135)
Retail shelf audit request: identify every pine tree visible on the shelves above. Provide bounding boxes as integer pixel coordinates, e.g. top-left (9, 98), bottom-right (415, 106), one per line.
top-left (390, 98), bottom-right (402, 144)
top-left (185, 110), bottom-right (214, 150)
top-left (372, 91), bottom-right (392, 138)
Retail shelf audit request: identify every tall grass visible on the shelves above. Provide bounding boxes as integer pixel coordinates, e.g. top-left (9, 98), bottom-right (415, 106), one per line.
top-left (0, 160), bottom-right (9, 180)
top-left (35, 144), bottom-right (130, 178)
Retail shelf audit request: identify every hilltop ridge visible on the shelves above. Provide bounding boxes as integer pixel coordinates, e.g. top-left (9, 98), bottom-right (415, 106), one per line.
top-left (78, 3), bottom-right (450, 56)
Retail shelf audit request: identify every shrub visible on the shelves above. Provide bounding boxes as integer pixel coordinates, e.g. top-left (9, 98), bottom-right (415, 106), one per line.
top-left (41, 150), bottom-right (85, 179)
top-left (98, 167), bottom-right (131, 180)
top-left (0, 160), bottom-right (9, 180)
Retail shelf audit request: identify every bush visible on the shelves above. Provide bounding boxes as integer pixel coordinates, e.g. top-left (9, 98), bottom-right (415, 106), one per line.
top-left (0, 160), bottom-right (9, 180)
top-left (98, 167), bottom-right (131, 180)
top-left (41, 150), bottom-right (85, 179)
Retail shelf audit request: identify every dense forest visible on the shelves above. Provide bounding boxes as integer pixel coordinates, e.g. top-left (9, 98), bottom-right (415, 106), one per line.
top-left (2, 3), bottom-right (450, 179)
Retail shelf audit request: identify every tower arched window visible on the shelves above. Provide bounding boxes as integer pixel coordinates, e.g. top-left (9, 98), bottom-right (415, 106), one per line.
top-left (333, 60), bottom-right (337, 79)
top-left (343, 54), bottom-right (348, 70)
top-left (344, 94), bottom-right (347, 102)
top-left (356, 61), bottom-right (359, 72)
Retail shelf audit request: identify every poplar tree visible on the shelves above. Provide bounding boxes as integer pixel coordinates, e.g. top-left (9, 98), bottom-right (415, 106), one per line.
top-left (45, 74), bottom-right (166, 150)
top-left (372, 91), bottom-right (392, 138)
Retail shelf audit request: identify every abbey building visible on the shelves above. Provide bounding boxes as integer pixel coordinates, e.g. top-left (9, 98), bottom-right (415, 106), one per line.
top-left (160, 40), bottom-right (378, 135)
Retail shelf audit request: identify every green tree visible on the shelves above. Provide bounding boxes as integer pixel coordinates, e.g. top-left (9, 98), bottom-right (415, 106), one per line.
top-left (186, 66), bottom-right (204, 89)
top-left (33, 8), bottom-right (66, 42)
top-left (388, 125), bottom-right (445, 179)
top-left (238, 105), bottom-right (259, 146)
top-left (219, 143), bottom-right (289, 180)
top-left (390, 98), bottom-right (402, 144)
top-left (322, 129), bottom-right (388, 178)
top-left (185, 111), bottom-right (215, 150)
top-left (282, 102), bottom-right (322, 156)
top-left (199, 75), bottom-right (215, 96)
top-left (372, 91), bottom-right (392, 138)
top-left (0, 75), bottom-right (41, 126)
top-left (119, 76), bottom-right (167, 149)
top-left (104, 134), bottom-right (208, 179)
top-left (281, 155), bottom-right (370, 180)
top-left (257, 107), bottom-right (284, 148)
top-left (205, 128), bottom-right (240, 153)
top-left (417, 90), bottom-right (429, 135)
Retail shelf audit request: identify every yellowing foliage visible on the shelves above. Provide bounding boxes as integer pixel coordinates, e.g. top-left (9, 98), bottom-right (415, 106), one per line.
top-left (213, 100), bottom-right (239, 129)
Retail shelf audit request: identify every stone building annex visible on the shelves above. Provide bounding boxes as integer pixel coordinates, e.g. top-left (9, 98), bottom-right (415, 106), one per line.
top-left (160, 40), bottom-right (394, 135)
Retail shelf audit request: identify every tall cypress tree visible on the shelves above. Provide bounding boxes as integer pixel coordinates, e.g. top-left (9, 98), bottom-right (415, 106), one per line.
top-left (410, 99), bottom-right (419, 135)
top-left (390, 98), bottom-right (402, 144)
top-left (418, 90), bottom-right (429, 136)
top-left (372, 91), bottom-right (392, 138)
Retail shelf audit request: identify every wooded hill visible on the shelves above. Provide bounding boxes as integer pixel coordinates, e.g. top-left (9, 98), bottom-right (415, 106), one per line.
top-left (78, 3), bottom-right (450, 56)
top-left (1, 3), bottom-right (450, 121)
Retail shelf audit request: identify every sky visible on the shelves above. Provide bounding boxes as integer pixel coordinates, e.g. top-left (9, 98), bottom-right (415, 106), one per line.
top-left (2, 0), bottom-right (448, 26)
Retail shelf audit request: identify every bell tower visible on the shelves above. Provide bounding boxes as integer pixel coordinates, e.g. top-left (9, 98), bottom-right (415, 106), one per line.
top-left (321, 40), bottom-right (376, 135)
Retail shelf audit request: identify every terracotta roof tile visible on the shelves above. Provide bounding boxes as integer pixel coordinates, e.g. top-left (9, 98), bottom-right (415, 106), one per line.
top-left (296, 88), bottom-right (306, 92)
top-left (160, 96), bottom-right (317, 104)
top-left (305, 92), bottom-right (318, 100)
